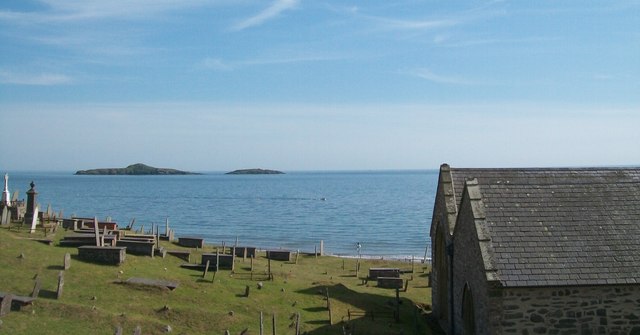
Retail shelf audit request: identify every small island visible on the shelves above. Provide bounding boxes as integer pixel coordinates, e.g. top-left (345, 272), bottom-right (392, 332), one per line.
top-left (75, 163), bottom-right (201, 175)
top-left (226, 168), bottom-right (284, 175)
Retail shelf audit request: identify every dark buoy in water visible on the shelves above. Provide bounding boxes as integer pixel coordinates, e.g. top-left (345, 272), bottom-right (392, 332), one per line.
top-left (320, 197), bottom-right (326, 201)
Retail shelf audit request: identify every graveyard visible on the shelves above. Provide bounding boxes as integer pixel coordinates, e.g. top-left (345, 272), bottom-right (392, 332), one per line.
top-left (0, 221), bottom-right (435, 334)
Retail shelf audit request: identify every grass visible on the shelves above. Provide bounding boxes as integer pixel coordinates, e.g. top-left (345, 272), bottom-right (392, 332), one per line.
top-left (0, 223), bottom-right (437, 334)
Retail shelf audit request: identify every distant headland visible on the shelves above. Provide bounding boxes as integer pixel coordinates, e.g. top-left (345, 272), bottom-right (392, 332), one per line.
top-left (75, 163), bottom-right (201, 175)
top-left (226, 168), bottom-right (284, 175)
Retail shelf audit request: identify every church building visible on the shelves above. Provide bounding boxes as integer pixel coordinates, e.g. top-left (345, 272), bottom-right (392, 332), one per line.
top-left (430, 164), bottom-right (640, 334)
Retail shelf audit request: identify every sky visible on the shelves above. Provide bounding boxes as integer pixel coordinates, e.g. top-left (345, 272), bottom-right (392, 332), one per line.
top-left (1, 0), bottom-right (639, 171)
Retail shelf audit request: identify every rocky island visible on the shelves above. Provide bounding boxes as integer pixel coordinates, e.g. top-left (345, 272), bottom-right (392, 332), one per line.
top-left (226, 168), bottom-right (284, 175)
top-left (75, 163), bottom-right (200, 175)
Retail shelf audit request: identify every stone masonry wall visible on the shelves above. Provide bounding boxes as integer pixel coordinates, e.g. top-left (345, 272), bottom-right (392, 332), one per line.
top-left (494, 285), bottom-right (640, 335)
top-left (431, 177), bottom-right (453, 333)
top-left (452, 192), bottom-right (495, 335)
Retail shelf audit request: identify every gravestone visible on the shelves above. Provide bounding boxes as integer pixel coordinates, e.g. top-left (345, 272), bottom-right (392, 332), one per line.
top-left (0, 293), bottom-right (12, 317)
top-left (0, 206), bottom-right (8, 226)
top-left (125, 278), bottom-right (178, 290)
top-left (24, 181), bottom-right (38, 225)
top-left (133, 326), bottom-right (141, 335)
top-left (56, 271), bottom-right (64, 299)
top-left (31, 275), bottom-right (41, 298)
top-left (29, 205), bottom-right (39, 234)
top-left (11, 190), bottom-right (19, 202)
top-left (93, 217), bottom-right (101, 246)
top-left (64, 253), bottom-right (71, 270)
top-left (203, 260), bottom-right (210, 278)
top-left (114, 326), bottom-right (123, 335)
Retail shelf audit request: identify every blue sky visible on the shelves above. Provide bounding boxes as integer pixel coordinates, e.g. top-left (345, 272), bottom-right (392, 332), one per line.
top-left (1, 0), bottom-right (639, 171)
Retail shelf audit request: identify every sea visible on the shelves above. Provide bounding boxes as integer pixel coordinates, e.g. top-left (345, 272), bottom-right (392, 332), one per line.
top-left (6, 170), bottom-right (438, 260)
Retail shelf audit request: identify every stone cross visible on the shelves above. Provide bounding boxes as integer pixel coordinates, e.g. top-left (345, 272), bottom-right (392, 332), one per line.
top-left (1, 173), bottom-right (10, 207)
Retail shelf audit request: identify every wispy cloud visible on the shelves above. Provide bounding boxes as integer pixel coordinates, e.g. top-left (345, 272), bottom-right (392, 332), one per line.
top-left (200, 51), bottom-right (348, 71)
top-left (201, 58), bottom-right (234, 71)
top-left (0, 70), bottom-right (73, 85)
top-left (0, 0), bottom-right (217, 22)
top-left (404, 68), bottom-right (474, 85)
top-left (362, 15), bottom-right (458, 31)
top-left (231, 0), bottom-right (299, 31)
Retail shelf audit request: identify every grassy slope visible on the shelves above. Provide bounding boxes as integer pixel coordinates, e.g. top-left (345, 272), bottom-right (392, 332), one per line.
top-left (0, 225), bottom-right (435, 335)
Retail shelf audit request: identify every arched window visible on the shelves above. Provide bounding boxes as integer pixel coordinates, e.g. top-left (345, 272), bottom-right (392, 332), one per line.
top-left (462, 284), bottom-right (476, 335)
top-left (435, 223), bottom-right (448, 321)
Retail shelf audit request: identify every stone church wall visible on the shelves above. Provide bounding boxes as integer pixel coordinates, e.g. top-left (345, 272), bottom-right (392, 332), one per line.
top-left (494, 285), bottom-right (640, 334)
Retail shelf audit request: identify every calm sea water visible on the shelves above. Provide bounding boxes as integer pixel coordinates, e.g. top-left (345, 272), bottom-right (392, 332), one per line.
top-left (7, 171), bottom-right (437, 259)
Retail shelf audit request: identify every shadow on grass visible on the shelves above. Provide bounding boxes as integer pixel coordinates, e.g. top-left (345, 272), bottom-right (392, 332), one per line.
top-left (47, 265), bottom-right (65, 270)
top-left (39, 289), bottom-right (58, 300)
top-left (295, 283), bottom-right (439, 335)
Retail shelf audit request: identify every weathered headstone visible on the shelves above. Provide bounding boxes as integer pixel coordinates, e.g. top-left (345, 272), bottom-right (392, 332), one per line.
top-left (260, 311), bottom-right (264, 335)
top-left (11, 190), bottom-right (19, 202)
top-left (31, 275), bottom-right (41, 298)
top-left (56, 271), bottom-right (64, 299)
top-left (29, 205), bottom-right (39, 234)
top-left (93, 217), bottom-right (101, 247)
top-left (0, 206), bottom-right (8, 226)
top-left (64, 253), bottom-right (71, 270)
top-left (133, 326), bottom-right (141, 335)
top-left (203, 260), bottom-right (210, 279)
top-left (46, 204), bottom-right (52, 218)
top-left (114, 325), bottom-right (123, 335)
top-left (0, 293), bottom-right (13, 317)
top-left (244, 285), bottom-right (250, 297)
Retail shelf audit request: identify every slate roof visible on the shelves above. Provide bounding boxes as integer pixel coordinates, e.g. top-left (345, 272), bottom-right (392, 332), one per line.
top-left (450, 167), bottom-right (640, 287)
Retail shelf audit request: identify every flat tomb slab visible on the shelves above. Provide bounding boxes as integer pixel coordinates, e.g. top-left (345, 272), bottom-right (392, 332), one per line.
top-left (178, 237), bottom-right (204, 248)
top-left (201, 254), bottom-right (234, 270)
top-left (116, 240), bottom-right (155, 257)
top-left (266, 250), bottom-right (292, 261)
top-left (125, 277), bottom-right (178, 290)
top-left (369, 268), bottom-right (400, 279)
top-left (167, 250), bottom-right (191, 262)
top-left (232, 246), bottom-right (257, 258)
top-left (78, 246), bottom-right (126, 265)
top-left (0, 292), bottom-right (36, 307)
top-left (377, 277), bottom-right (404, 289)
